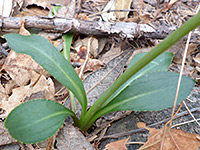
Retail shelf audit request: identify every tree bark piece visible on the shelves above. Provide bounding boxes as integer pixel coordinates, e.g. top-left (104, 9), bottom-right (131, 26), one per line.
top-left (0, 16), bottom-right (170, 39)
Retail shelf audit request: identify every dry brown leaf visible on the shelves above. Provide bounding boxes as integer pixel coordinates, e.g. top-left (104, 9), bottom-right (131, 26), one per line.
top-left (0, 71), bottom-right (55, 117)
top-left (74, 37), bottom-right (99, 58)
top-left (0, 91), bottom-right (9, 105)
top-left (141, 13), bottom-right (151, 23)
top-left (137, 122), bottom-right (146, 128)
top-left (76, 58), bottom-right (104, 74)
top-left (0, 84), bottom-right (6, 94)
top-left (138, 122), bottom-right (200, 150)
top-left (2, 16), bottom-right (48, 87)
top-left (115, 0), bottom-right (132, 20)
top-left (100, 44), bottom-right (121, 64)
top-left (84, 59), bottom-right (104, 72)
top-left (4, 80), bottom-right (17, 95)
top-left (2, 51), bottom-right (48, 86)
top-left (77, 13), bottom-right (92, 21)
top-left (105, 138), bottom-right (129, 150)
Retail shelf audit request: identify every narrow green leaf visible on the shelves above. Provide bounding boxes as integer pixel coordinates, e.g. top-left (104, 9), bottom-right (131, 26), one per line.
top-left (103, 52), bottom-right (173, 107)
top-left (63, 32), bottom-right (73, 61)
top-left (63, 33), bottom-right (77, 113)
top-left (4, 34), bottom-right (87, 110)
top-left (96, 72), bottom-right (195, 117)
top-left (4, 99), bottom-right (74, 144)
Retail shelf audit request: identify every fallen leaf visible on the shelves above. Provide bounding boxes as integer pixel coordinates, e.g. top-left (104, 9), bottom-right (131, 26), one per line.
top-left (141, 13), bottom-right (151, 23)
top-left (101, 0), bottom-right (116, 21)
top-left (105, 138), bottom-right (129, 150)
top-left (75, 58), bottom-right (105, 74)
top-left (138, 122), bottom-right (200, 150)
top-left (77, 13), bottom-right (92, 21)
top-left (100, 44), bottom-right (121, 64)
top-left (84, 59), bottom-right (105, 72)
top-left (4, 80), bottom-right (17, 95)
top-left (0, 71), bottom-right (55, 117)
top-left (137, 122), bottom-right (146, 128)
top-left (0, 89), bottom-right (9, 105)
top-left (56, 123), bottom-right (95, 150)
top-left (115, 0), bottom-right (132, 20)
top-left (73, 37), bottom-right (99, 58)
top-left (2, 51), bottom-right (48, 86)
top-left (0, 84), bottom-right (6, 94)
top-left (2, 17), bottom-right (49, 87)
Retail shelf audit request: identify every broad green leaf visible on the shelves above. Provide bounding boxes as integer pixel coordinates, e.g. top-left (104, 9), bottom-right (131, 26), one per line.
top-left (4, 34), bottom-right (87, 110)
top-left (103, 52), bottom-right (173, 107)
top-left (127, 52), bottom-right (173, 73)
top-left (96, 72), bottom-right (195, 117)
top-left (4, 99), bottom-right (74, 144)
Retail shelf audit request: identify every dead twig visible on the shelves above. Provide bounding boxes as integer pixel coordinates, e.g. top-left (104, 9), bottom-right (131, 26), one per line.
top-left (0, 16), bottom-right (169, 39)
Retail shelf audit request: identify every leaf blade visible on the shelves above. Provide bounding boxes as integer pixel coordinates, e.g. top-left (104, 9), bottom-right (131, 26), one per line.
top-left (4, 33), bottom-right (87, 109)
top-left (97, 72), bottom-right (195, 116)
top-left (4, 99), bottom-right (74, 144)
top-left (103, 52), bottom-right (173, 107)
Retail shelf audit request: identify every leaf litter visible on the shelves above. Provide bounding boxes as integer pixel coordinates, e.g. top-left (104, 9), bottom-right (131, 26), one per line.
top-left (138, 122), bottom-right (200, 150)
top-left (0, 17), bottom-right (55, 146)
top-left (105, 138), bottom-right (129, 150)
top-left (0, 0), bottom-right (198, 149)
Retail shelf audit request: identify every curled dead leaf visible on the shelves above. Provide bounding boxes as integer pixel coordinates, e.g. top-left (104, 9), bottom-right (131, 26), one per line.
top-left (75, 58), bottom-right (105, 75)
top-left (0, 71), bottom-right (55, 117)
top-left (139, 126), bottom-right (200, 150)
top-left (2, 51), bottom-right (49, 86)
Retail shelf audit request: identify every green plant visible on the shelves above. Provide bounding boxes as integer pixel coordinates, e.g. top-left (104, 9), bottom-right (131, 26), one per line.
top-left (3, 12), bottom-right (200, 143)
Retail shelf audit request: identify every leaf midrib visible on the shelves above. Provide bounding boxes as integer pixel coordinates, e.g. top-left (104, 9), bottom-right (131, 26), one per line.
top-left (9, 110), bottom-right (68, 132)
top-left (30, 43), bottom-right (85, 104)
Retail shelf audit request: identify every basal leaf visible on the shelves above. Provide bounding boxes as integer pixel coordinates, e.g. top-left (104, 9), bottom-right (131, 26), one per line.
top-left (96, 72), bottom-right (195, 117)
top-left (4, 34), bottom-right (87, 110)
top-left (4, 99), bottom-right (74, 144)
top-left (103, 52), bottom-right (173, 107)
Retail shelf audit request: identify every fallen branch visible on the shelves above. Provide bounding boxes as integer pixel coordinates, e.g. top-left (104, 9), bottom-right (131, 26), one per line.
top-left (0, 16), bottom-right (171, 39)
